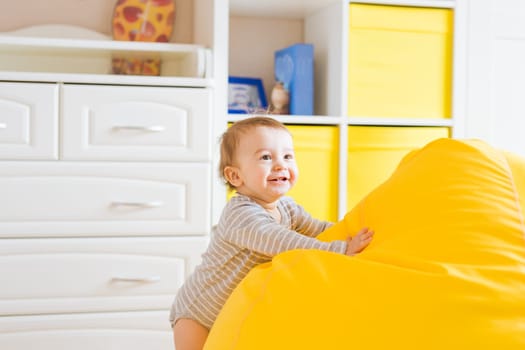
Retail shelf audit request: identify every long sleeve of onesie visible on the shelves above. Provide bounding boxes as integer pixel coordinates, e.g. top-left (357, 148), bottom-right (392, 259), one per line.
top-left (218, 195), bottom-right (346, 256)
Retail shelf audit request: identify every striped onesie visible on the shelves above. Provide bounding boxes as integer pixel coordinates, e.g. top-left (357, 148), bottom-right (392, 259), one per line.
top-left (170, 194), bottom-right (347, 329)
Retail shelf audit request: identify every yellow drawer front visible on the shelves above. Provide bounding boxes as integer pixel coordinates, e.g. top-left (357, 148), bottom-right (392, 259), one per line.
top-left (287, 125), bottom-right (339, 222)
top-left (347, 126), bottom-right (450, 210)
top-left (348, 4), bottom-right (453, 119)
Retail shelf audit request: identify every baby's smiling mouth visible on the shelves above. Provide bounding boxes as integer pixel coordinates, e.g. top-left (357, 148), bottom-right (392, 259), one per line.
top-left (268, 175), bottom-right (289, 182)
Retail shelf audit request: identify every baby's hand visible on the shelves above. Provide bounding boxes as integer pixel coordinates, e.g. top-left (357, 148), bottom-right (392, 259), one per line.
top-left (345, 227), bottom-right (374, 256)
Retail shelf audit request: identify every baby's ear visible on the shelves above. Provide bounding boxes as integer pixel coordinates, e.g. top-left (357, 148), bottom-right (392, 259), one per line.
top-left (224, 166), bottom-right (242, 187)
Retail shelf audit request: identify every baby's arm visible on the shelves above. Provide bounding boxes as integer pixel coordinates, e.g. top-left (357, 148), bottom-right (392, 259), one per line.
top-left (345, 227), bottom-right (374, 255)
top-left (220, 199), bottom-right (373, 257)
top-left (221, 204), bottom-right (346, 256)
top-left (282, 197), bottom-right (332, 238)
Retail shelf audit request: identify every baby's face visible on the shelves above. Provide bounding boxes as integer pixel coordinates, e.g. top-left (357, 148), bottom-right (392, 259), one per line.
top-left (233, 126), bottom-right (298, 205)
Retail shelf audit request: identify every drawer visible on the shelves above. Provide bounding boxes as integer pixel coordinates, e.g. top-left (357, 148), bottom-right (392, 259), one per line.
top-left (0, 311), bottom-right (173, 350)
top-left (0, 162), bottom-right (210, 238)
top-left (0, 82), bottom-right (58, 160)
top-left (0, 237), bottom-right (208, 316)
top-left (61, 84), bottom-right (212, 161)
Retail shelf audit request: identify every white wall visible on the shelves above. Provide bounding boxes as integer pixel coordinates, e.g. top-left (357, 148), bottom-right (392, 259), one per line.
top-left (229, 16), bottom-right (303, 103)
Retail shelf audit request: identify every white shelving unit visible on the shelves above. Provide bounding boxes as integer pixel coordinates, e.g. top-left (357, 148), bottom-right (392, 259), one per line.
top-left (226, 0), bottom-right (466, 219)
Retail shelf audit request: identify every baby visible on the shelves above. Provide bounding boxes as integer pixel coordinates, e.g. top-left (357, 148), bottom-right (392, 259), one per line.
top-left (170, 116), bottom-right (374, 350)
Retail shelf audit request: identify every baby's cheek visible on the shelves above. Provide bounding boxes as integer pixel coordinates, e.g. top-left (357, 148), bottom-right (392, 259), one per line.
top-left (290, 172), bottom-right (299, 186)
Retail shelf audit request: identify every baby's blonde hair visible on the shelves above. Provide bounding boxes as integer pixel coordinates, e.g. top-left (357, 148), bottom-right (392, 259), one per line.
top-left (219, 116), bottom-right (290, 190)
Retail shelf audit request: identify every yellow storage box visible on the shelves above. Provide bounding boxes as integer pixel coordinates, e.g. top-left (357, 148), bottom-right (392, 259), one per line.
top-left (348, 4), bottom-right (453, 118)
top-left (347, 126), bottom-right (449, 210)
top-left (287, 125), bottom-right (339, 222)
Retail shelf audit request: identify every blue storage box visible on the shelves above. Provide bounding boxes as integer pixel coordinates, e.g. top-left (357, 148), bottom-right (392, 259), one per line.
top-left (274, 43), bottom-right (314, 115)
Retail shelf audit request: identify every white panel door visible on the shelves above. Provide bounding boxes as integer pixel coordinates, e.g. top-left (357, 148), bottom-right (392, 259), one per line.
top-left (467, 0), bottom-right (525, 156)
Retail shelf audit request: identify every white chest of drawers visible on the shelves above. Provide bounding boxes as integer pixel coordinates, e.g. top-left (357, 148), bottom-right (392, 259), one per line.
top-left (0, 79), bottom-right (212, 349)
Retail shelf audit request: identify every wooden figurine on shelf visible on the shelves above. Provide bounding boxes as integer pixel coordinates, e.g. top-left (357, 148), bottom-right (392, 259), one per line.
top-left (269, 82), bottom-right (289, 115)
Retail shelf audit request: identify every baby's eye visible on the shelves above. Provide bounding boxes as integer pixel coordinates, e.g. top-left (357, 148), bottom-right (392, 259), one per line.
top-left (260, 154), bottom-right (272, 160)
top-left (284, 154), bottom-right (294, 160)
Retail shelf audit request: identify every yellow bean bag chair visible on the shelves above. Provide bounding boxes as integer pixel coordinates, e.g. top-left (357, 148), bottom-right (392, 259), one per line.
top-left (205, 138), bottom-right (525, 350)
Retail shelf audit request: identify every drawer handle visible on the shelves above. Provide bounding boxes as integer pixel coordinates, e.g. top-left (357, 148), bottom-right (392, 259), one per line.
top-left (112, 276), bottom-right (161, 283)
top-left (112, 125), bottom-right (166, 132)
top-left (111, 201), bottom-right (164, 208)
top-left (0, 122), bottom-right (6, 129)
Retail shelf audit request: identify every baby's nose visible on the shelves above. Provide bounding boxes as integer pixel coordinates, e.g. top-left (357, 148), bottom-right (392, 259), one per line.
top-left (273, 160), bottom-right (286, 170)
